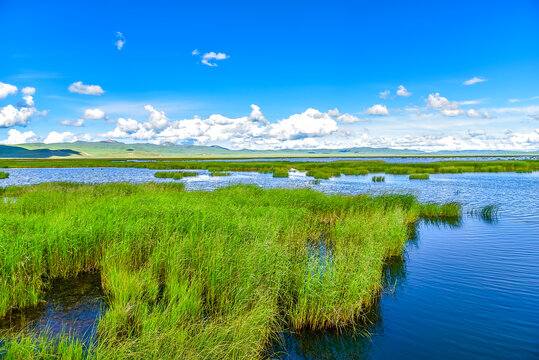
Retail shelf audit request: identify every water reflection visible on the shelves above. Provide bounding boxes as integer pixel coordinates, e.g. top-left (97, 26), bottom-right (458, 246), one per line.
top-left (0, 272), bottom-right (104, 342)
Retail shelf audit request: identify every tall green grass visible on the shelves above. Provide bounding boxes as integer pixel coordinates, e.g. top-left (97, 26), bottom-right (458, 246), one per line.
top-left (0, 171), bottom-right (8, 179)
top-left (372, 176), bottom-right (385, 182)
top-left (0, 183), bottom-right (459, 358)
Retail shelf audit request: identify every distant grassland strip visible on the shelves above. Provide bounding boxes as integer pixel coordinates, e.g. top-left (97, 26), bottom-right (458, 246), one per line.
top-left (0, 159), bottom-right (537, 179)
top-left (0, 183), bottom-right (459, 359)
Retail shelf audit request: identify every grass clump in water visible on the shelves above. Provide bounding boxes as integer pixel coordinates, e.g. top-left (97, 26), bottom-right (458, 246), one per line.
top-left (0, 171), bottom-right (8, 179)
top-left (372, 176), bottom-right (385, 182)
top-left (272, 169), bottom-right (289, 178)
top-left (0, 183), bottom-right (459, 358)
top-left (409, 174), bottom-right (429, 180)
top-left (210, 171), bottom-right (231, 176)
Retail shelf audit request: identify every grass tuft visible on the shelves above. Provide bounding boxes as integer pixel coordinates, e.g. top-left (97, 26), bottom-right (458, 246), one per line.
top-left (409, 174), bottom-right (429, 180)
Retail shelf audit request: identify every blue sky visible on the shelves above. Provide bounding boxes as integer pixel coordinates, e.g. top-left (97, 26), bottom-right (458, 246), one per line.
top-left (1, 0), bottom-right (538, 151)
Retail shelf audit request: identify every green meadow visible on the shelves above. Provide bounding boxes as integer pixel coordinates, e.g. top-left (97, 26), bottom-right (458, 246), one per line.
top-left (0, 182), bottom-right (459, 359)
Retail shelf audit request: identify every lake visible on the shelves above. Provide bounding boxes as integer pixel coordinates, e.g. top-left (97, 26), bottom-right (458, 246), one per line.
top-left (1, 167), bottom-right (538, 359)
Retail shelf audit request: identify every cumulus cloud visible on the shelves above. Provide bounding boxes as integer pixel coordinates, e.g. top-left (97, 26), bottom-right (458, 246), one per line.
top-left (144, 105), bottom-right (170, 131)
top-left (463, 77), bottom-right (487, 86)
top-left (396, 85), bottom-right (411, 97)
top-left (0, 82), bottom-right (18, 99)
top-left (44, 131), bottom-right (78, 144)
top-left (328, 108), bottom-right (363, 123)
top-left (426, 93), bottom-right (489, 118)
top-left (0, 105), bottom-right (38, 127)
top-left (192, 49), bottom-right (199, 55)
top-left (100, 105), bottom-right (341, 146)
top-left (21, 86), bottom-right (36, 106)
top-left (199, 51), bottom-right (230, 67)
top-left (83, 108), bottom-right (105, 120)
top-left (68, 81), bottom-right (105, 95)
top-left (379, 90), bottom-right (390, 99)
top-left (115, 32), bottom-right (126, 50)
top-left (365, 104), bottom-right (389, 116)
top-left (0, 129), bottom-right (41, 144)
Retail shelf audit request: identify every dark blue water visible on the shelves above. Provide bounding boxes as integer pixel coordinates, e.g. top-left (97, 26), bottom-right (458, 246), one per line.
top-left (1, 167), bottom-right (538, 359)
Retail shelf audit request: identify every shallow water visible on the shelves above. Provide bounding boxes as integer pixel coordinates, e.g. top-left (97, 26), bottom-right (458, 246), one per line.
top-left (1, 167), bottom-right (538, 359)
top-left (0, 273), bottom-right (104, 341)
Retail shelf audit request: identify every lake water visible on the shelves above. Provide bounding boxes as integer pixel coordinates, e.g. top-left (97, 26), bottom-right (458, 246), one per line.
top-left (1, 167), bottom-right (538, 359)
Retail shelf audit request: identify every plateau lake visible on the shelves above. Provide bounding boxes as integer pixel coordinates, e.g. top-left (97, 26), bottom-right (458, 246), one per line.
top-left (1, 166), bottom-right (538, 359)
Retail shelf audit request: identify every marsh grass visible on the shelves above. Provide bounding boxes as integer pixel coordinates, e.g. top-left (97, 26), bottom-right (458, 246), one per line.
top-left (210, 171), bottom-right (231, 176)
top-left (1, 159), bottom-right (538, 179)
top-left (0, 183), bottom-right (459, 358)
top-left (469, 204), bottom-right (499, 223)
top-left (372, 176), bottom-right (385, 182)
top-left (409, 174), bottom-right (429, 180)
top-left (0, 171), bottom-right (8, 179)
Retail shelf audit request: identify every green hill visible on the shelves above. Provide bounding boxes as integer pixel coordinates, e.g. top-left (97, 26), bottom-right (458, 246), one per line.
top-left (0, 141), bottom-right (536, 159)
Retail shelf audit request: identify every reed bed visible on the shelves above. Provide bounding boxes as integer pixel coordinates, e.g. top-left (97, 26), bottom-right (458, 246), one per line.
top-left (0, 171), bottom-right (8, 179)
top-left (372, 176), bottom-right (385, 182)
top-left (0, 182), bottom-right (459, 358)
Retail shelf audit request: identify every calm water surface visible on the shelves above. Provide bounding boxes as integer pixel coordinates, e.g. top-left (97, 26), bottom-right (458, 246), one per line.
top-left (1, 167), bottom-right (538, 359)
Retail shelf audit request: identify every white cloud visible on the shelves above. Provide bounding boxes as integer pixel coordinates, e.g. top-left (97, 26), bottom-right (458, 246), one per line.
top-left (463, 77), bottom-right (487, 86)
top-left (0, 82), bottom-right (18, 99)
top-left (20, 87), bottom-right (36, 106)
top-left (143, 105), bottom-right (170, 131)
top-left (21, 87), bottom-right (35, 96)
top-left (0, 105), bottom-right (37, 127)
top-left (60, 119), bottom-right (85, 127)
top-left (200, 51), bottom-right (230, 67)
top-left (328, 108), bottom-right (362, 123)
top-left (396, 85), bottom-right (411, 97)
top-left (44, 131), bottom-right (79, 144)
top-left (83, 108), bottom-right (105, 120)
top-left (192, 49), bottom-right (199, 55)
top-left (379, 90), bottom-right (390, 99)
top-left (68, 81), bottom-right (105, 95)
top-left (100, 105), bottom-right (341, 146)
top-left (0, 129), bottom-right (41, 144)
top-left (268, 109), bottom-right (338, 140)
top-left (115, 32), bottom-right (126, 50)
top-left (365, 104), bottom-right (389, 116)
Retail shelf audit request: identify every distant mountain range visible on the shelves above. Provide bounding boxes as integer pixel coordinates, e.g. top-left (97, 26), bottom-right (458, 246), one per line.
top-left (0, 141), bottom-right (537, 159)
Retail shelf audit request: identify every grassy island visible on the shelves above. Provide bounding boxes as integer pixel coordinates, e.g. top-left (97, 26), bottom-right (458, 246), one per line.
top-left (0, 171), bottom-right (8, 179)
top-left (0, 183), bottom-right (459, 359)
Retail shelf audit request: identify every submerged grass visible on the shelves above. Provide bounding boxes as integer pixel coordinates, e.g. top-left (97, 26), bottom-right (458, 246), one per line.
top-left (0, 171), bottom-right (8, 179)
top-left (0, 183), bottom-right (458, 358)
